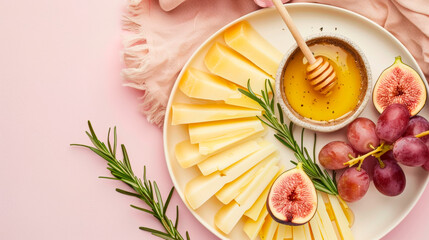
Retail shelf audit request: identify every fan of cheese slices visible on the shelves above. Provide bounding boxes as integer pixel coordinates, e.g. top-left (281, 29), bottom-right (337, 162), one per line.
top-left (170, 21), bottom-right (355, 240)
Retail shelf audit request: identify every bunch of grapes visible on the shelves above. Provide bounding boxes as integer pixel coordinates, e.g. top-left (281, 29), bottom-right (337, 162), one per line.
top-left (319, 103), bottom-right (429, 202)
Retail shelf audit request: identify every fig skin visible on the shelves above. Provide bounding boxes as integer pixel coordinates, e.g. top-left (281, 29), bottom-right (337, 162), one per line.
top-left (266, 163), bottom-right (317, 226)
top-left (372, 56), bottom-right (427, 116)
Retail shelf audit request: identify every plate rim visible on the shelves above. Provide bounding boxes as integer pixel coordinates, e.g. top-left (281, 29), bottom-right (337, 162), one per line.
top-left (163, 3), bottom-right (429, 240)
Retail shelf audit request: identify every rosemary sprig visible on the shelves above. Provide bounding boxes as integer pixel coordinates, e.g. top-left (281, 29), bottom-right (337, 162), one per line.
top-left (239, 80), bottom-right (338, 196)
top-left (71, 121), bottom-right (190, 240)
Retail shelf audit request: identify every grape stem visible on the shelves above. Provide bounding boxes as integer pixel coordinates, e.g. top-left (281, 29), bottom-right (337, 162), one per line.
top-left (344, 129), bottom-right (429, 170)
top-left (344, 143), bottom-right (390, 170)
top-left (416, 130), bottom-right (429, 138)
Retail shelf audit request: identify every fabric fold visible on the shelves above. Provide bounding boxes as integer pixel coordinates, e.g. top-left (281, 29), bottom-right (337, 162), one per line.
top-left (121, 0), bottom-right (429, 127)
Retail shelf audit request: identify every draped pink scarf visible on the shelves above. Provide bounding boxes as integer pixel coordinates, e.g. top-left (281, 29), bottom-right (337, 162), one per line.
top-left (121, 0), bottom-right (429, 127)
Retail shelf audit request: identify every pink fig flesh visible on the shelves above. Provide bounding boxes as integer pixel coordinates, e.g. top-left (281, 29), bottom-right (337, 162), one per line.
top-left (267, 164), bottom-right (317, 225)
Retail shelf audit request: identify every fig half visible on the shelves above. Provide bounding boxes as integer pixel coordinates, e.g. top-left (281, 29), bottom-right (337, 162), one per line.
top-left (373, 56), bottom-right (427, 116)
top-left (266, 163), bottom-right (317, 226)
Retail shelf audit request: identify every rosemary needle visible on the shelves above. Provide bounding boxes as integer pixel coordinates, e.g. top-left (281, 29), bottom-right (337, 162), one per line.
top-left (239, 80), bottom-right (338, 196)
top-left (71, 121), bottom-right (190, 240)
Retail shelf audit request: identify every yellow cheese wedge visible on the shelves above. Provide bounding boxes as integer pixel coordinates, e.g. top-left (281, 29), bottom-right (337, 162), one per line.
top-left (260, 215), bottom-right (279, 240)
top-left (244, 165), bottom-right (284, 221)
top-left (204, 42), bottom-right (274, 94)
top-left (234, 161), bottom-right (279, 206)
top-left (224, 90), bottom-right (262, 110)
top-left (179, 67), bottom-right (236, 100)
top-left (327, 194), bottom-right (355, 240)
top-left (185, 141), bottom-right (276, 209)
top-left (214, 201), bottom-right (242, 234)
top-left (215, 162), bottom-right (261, 205)
top-left (244, 207), bottom-right (269, 240)
top-left (198, 125), bottom-right (266, 155)
top-left (188, 117), bottom-right (263, 144)
top-left (215, 154), bottom-right (277, 204)
top-left (316, 192), bottom-right (338, 240)
top-left (275, 224), bottom-right (285, 240)
top-left (285, 225), bottom-right (293, 240)
top-left (303, 223), bottom-right (312, 240)
top-left (316, 211), bottom-right (330, 240)
top-left (224, 21), bottom-right (283, 77)
top-left (174, 140), bottom-right (208, 168)
top-left (197, 139), bottom-right (260, 176)
top-left (309, 216), bottom-right (324, 240)
top-left (171, 103), bottom-right (261, 125)
top-left (338, 198), bottom-right (355, 227)
top-left (214, 165), bottom-right (279, 234)
top-left (292, 225), bottom-right (306, 240)
top-left (179, 67), bottom-right (261, 109)
top-left (322, 193), bottom-right (354, 227)
top-left (275, 224), bottom-right (292, 240)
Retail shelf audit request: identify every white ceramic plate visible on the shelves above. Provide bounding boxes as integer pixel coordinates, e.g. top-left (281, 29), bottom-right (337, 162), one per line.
top-left (163, 3), bottom-right (429, 240)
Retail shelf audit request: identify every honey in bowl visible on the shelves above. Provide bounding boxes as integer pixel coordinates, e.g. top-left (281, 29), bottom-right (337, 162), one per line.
top-left (280, 36), bottom-right (369, 127)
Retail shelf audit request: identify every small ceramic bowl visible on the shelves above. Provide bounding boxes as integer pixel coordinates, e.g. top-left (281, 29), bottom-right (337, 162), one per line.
top-left (275, 33), bottom-right (372, 132)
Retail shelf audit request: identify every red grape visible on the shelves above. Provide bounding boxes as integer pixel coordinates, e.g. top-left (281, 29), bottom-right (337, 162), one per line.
top-left (380, 150), bottom-right (395, 162)
top-left (347, 118), bottom-right (380, 153)
top-left (422, 160), bottom-right (429, 171)
top-left (318, 141), bottom-right (356, 170)
top-left (335, 168), bottom-right (346, 183)
top-left (360, 156), bottom-right (378, 181)
top-left (393, 136), bottom-right (429, 166)
top-left (404, 115), bottom-right (429, 150)
top-left (337, 167), bottom-right (370, 202)
top-left (373, 160), bottom-right (406, 196)
top-left (404, 116), bottom-right (429, 137)
top-left (375, 103), bottom-right (410, 143)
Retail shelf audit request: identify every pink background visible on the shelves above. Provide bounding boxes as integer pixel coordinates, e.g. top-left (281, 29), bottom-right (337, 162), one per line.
top-left (0, 0), bottom-right (428, 239)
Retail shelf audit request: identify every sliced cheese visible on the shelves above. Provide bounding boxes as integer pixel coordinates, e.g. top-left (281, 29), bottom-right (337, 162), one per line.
top-left (260, 215), bottom-right (279, 240)
top-left (283, 225), bottom-right (293, 239)
top-left (179, 67), bottom-right (261, 109)
top-left (204, 42), bottom-right (274, 94)
top-left (338, 197), bottom-right (355, 227)
top-left (224, 89), bottom-right (262, 110)
top-left (316, 211), bottom-right (330, 240)
top-left (224, 21), bottom-right (283, 77)
top-left (214, 201), bottom-right (242, 234)
top-left (275, 224), bottom-right (293, 240)
top-left (332, 222), bottom-right (342, 240)
top-left (215, 154), bottom-right (277, 204)
top-left (234, 160), bottom-right (279, 205)
top-left (243, 207), bottom-right (269, 240)
top-left (309, 216), bottom-right (324, 240)
top-left (179, 67), bottom-right (236, 100)
top-left (303, 223), bottom-right (312, 240)
top-left (275, 224), bottom-right (285, 240)
top-left (327, 194), bottom-right (355, 240)
top-left (316, 192), bottom-right (338, 240)
top-left (309, 213), bottom-right (323, 240)
top-left (198, 125), bottom-right (266, 155)
top-left (188, 117), bottom-right (263, 144)
top-left (214, 165), bottom-right (279, 234)
top-left (292, 225), bottom-right (306, 240)
top-left (174, 140), bottom-right (208, 168)
top-left (171, 103), bottom-right (261, 125)
top-left (185, 142), bottom-right (276, 209)
top-left (244, 164), bottom-right (284, 221)
top-left (197, 139), bottom-right (260, 176)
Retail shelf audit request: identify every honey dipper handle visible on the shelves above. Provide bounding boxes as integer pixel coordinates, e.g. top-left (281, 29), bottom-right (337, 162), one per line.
top-left (272, 0), bottom-right (316, 64)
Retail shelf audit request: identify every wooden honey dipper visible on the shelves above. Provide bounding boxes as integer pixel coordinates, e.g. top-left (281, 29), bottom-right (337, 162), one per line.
top-left (272, 0), bottom-right (337, 95)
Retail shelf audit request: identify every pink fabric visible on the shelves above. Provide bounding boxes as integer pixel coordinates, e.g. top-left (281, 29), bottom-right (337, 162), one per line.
top-left (122, 0), bottom-right (429, 127)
